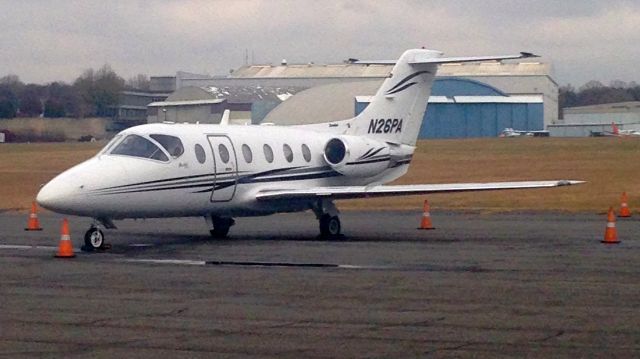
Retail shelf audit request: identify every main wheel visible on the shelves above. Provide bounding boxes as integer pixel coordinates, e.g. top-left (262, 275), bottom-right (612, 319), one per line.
top-left (319, 215), bottom-right (341, 239)
top-left (210, 217), bottom-right (235, 238)
top-left (83, 227), bottom-right (104, 251)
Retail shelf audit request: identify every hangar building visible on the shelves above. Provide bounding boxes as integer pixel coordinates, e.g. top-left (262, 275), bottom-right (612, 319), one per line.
top-left (549, 101), bottom-right (640, 137)
top-left (151, 58), bottom-right (556, 138)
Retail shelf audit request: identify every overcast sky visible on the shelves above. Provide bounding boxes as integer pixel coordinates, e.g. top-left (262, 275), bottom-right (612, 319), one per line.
top-left (1, 0), bottom-right (639, 86)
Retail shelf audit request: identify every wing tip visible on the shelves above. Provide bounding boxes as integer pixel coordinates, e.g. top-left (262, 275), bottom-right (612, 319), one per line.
top-left (557, 180), bottom-right (586, 186)
top-left (520, 51), bottom-right (540, 58)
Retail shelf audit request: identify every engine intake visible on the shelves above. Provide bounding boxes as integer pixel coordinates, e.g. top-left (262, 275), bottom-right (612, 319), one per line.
top-left (324, 138), bottom-right (347, 165)
top-left (323, 136), bottom-right (391, 177)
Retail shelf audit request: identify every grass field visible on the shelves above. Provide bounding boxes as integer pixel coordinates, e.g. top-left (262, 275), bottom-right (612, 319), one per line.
top-left (1, 138), bottom-right (638, 213)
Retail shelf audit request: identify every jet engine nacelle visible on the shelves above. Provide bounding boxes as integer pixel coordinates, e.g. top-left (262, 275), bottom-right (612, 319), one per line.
top-left (323, 135), bottom-right (391, 177)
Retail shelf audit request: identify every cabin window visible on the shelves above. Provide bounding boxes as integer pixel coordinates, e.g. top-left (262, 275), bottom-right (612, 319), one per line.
top-left (150, 134), bottom-right (184, 158)
top-left (194, 144), bottom-right (206, 164)
top-left (218, 144), bottom-right (230, 163)
top-left (110, 134), bottom-right (168, 162)
top-left (263, 144), bottom-right (274, 163)
top-left (242, 144), bottom-right (253, 163)
top-left (301, 144), bottom-right (311, 162)
top-left (283, 144), bottom-right (293, 163)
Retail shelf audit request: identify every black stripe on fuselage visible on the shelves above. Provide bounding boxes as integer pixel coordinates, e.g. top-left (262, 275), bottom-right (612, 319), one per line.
top-left (209, 169), bottom-right (343, 191)
top-left (93, 166), bottom-right (342, 196)
top-left (96, 173), bottom-right (217, 191)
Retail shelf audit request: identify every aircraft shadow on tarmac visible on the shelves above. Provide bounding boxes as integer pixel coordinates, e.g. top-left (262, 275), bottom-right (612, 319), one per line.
top-left (96, 230), bottom-right (458, 255)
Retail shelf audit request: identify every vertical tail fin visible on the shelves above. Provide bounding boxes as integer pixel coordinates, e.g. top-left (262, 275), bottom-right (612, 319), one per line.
top-left (612, 122), bottom-right (620, 135)
top-left (346, 49), bottom-right (538, 146)
top-left (346, 49), bottom-right (440, 146)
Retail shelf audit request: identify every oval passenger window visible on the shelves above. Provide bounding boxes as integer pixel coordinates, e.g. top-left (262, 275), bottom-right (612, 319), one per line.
top-left (263, 144), bottom-right (274, 163)
top-left (218, 144), bottom-right (230, 163)
top-left (195, 144), bottom-right (206, 164)
top-left (283, 144), bottom-right (293, 163)
top-left (301, 144), bottom-right (311, 162)
top-left (242, 144), bottom-right (253, 163)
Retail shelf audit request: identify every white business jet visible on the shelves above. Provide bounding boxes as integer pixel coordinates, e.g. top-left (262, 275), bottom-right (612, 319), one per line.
top-left (37, 48), bottom-right (583, 250)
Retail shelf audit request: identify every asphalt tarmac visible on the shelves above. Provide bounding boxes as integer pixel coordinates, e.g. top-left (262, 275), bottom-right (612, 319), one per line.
top-left (1, 210), bottom-right (640, 358)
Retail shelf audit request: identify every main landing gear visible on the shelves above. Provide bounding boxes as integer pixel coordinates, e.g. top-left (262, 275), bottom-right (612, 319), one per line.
top-left (313, 199), bottom-right (342, 240)
top-left (206, 215), bottom-right (235, 238)
top-left (82, 218), bottom-right (116, 252)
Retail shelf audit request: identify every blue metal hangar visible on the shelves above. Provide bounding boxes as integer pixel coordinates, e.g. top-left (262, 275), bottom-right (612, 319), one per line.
top-left (356, 78), bottom-right (544, 139)
top-left (167, 58), bottom-right (556, 139)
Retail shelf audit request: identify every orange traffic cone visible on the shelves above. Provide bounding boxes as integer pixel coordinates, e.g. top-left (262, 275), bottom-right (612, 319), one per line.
top-left (24, 201), bottom-right (43, 231)
top-left (602, 207), bottom-right (620, 244)
top-left (55, 218), bottom-right (75, 258)
top-left (417, 200), bottom-right (435, 230)
top-left (619, 192), bottom-right (632, 218)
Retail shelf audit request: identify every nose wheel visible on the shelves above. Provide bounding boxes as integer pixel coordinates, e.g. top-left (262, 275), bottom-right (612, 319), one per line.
top-left (83, 227), bottom-right (105, 251)
top-left (81, 218), bottom-right (115, 252)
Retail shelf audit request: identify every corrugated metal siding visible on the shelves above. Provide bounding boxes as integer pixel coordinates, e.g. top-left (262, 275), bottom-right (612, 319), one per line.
top-left (417, 103), bottom-right (543, 139)
top-left (355, 101), bottom-right (543, 139)
top-left (355, 77), bottom-right (544, 139)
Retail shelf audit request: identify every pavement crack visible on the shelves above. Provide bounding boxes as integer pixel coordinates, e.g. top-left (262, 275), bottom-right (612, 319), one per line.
top-left (533, 329), bottom-right (565, 342)
top-left (424, 341), bottom-right (476, 355)
top-left (82, 306), bottom-right (189, 326)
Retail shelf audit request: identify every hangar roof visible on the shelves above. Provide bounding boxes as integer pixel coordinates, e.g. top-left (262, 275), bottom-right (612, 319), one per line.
top-left (564, 101), bottom-right (640, 114)
top-left (164, 85), bottom-right (304, 104)
top-left (148, 99), bottom-right (224, 107)
top-left (263, 78), bottom-right (532, 125)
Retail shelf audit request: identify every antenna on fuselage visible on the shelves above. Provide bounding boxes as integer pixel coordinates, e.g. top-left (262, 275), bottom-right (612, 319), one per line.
top-left (220, 109), bottom-right (230, 125)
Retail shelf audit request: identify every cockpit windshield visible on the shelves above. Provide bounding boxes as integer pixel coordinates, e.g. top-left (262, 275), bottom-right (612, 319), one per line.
top-left (99, 134), bottom-right (123, 155)
top-left (150, 134), bottom-right (184, 158)
top-left (110, 134), bottom-right (169, 161)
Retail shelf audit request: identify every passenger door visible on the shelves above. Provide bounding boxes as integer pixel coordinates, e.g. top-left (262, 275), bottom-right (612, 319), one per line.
top-left (207, 135), bottom-right (238, 202)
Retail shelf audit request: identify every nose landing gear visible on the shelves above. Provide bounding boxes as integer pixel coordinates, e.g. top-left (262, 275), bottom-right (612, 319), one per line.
top-left (81, 218), bottom-right (115, 252)
top-left (84, 226), bottom-right (105, 250)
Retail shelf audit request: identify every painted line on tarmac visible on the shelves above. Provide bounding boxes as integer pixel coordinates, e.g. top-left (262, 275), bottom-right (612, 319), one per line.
top-left (121, 258), bottom-right (370, 269)
top-left (119, 258), bottom-right (490, 273)
top-left (0, 244), bottom-right (62, 251)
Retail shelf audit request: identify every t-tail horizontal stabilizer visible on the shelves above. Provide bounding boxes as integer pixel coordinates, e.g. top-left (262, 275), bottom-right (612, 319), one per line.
top-left (354, 52), bottom-right (538, 66)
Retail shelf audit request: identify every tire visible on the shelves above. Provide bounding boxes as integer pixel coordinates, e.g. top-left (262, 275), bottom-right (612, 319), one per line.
top-left (319, 215), bottom-right (341, 239)
top-left (210, 217), bottom-right (234, 238)
top-left (83, 228), bottom-right (104, 251)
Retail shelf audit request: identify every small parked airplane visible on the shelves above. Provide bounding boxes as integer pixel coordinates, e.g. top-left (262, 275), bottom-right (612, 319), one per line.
top-left (610, 122), bottom-right (640, 137)
top-left (37, 48), bottom-right (583, 250)
top-left (499, 128), bottom-right (550, 137)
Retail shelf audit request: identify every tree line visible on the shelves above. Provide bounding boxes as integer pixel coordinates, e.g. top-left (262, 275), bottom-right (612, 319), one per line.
top-left (559, 80), bottom-right (640, 117)
top-left (0, 65), bottom-right (150, 119)
top-left (2, 66), bottom-right (638, 120)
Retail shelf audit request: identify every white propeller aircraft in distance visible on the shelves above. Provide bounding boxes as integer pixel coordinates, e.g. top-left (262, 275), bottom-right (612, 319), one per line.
top-left (37, 48), bottom-right (584, 251)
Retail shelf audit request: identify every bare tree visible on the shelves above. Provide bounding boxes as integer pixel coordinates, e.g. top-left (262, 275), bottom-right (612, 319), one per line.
top-left (126, 74), bottom-right (150, 91)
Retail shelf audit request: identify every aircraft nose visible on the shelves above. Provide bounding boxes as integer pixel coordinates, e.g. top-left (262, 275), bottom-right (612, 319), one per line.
top-left (36, 176), bottom-right (78, 214)
top-left (36, 159), bottom-right (101, 214)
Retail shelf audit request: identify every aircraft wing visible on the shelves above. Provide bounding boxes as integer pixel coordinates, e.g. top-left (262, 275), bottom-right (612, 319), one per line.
top-left (256, 180), bottom-right (584, 201)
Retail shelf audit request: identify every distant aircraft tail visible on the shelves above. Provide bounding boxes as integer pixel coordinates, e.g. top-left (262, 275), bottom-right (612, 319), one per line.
top-left (346, 50), bottom-right (537, 146)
